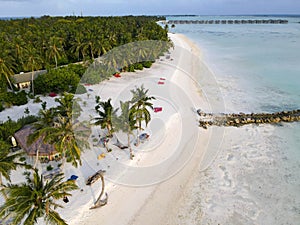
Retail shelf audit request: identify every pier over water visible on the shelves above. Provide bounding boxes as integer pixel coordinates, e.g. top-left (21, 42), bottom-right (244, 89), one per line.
top-left (167, 19), bottom-right (288, 25)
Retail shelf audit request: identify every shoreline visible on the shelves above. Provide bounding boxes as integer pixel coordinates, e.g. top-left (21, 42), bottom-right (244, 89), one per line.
top-left (67, 33), bottom-right (210, 225)
top-left (1, 33), bottom-right (211, 225)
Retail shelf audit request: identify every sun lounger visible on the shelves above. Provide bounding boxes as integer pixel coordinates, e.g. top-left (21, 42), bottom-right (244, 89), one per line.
top-left (134, 133), bottom-right (150, 146)
top-left (42, 167), bottom-right (61, 180)
top-left (113, 139), bottom-right (128, 149)
top-left (49, 92), bottom-right (57, 97)
top-left (154, 107), bottom-right (162, 113)
top-left (158, 81), bottom-right (164, 85)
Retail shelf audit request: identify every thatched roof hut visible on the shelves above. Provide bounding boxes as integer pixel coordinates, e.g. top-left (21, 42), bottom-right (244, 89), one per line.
top-left (14, 125), bottom-right (57, 157)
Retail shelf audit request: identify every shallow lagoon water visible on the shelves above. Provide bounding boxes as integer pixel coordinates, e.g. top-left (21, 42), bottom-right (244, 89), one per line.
top-left (168, 15), bottom-right (300, 224)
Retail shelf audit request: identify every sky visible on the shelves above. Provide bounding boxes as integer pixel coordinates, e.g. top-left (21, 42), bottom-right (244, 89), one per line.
top-left (0, 0), bottom-right (299, 17)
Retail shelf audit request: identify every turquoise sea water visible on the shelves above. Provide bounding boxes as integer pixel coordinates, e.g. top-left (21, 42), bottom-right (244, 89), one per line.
top-left (168, 15), bottom-right (300, 224)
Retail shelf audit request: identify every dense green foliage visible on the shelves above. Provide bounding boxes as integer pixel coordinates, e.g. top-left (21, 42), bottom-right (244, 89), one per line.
top-left (0, 15), bottom-right (168, 91)
top-left (34, 65), bottom-right (85, 94)
top-left (0, 16), bottom-right (168, 100)
top-left (0, 169), bottom-right (78, 225)
top-left (0, 90), bottom-right (28, 107)
top-left (0, 115), bottom-right (38, 144)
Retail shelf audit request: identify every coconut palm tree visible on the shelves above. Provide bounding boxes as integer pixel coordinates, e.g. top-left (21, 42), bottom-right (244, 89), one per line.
top-left (116, 101), bottom-right (137, 159)
top-left (27, 108), bottom-right (56, 169)
top-left (0, 140), bottom-right (25, 187)
top-left (70, 33), bottom-right (86, 61)
top-left (55, 92), bottom-right (82, 120)
top-left (47, 36), bottom-right (65, 68)
top-left (129, 85), bottom-right (155, 146)
top-left (28, 93), bottom-right (87, 168)
top-left (0, 169), bottom-right (78, 225)
top-left (89, 170), bottom-right (107, 209)
top-left (44, 115), bottom-right (90, 168)
top-left (0, 53), bottom-right (15, 91)
top-left (23, 45), bottom-right (43, 96)
top-left (93, 97), bottom-right (118, 138)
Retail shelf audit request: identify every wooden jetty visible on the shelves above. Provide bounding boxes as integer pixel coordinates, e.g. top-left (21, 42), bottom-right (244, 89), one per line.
top-left (167, 19), bottom-right (288, 25)
top-left (197, 109), bottom-right (300, 129)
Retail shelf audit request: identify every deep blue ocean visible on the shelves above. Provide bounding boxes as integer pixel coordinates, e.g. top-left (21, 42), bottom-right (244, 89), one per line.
top-left (167, 15), bottom-right (300, 224)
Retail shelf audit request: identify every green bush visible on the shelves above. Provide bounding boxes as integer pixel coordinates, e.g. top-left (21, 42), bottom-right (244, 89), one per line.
top-left (46, 165), bottom-right (53, 171)
top-left (17, 115), bottom-right (39, 127)
top-left (134, 63), bottom-right (144, 70)
top-left (33, 96), bottom-right (42, 103)
top-left (142, 61), bottom-right (153, 68)
top-left (19, 157), bottom-right (26, 162)
top-left (67, 64), bottom-right (87, 78)
top-left (3, 91), bottom-right (28, 106)
top-left (0, 103), bottom-right (4, 112)
top-left (34, 67), bottom-right (80, 95)
top-left (128, 65), bottom-right (135, 72)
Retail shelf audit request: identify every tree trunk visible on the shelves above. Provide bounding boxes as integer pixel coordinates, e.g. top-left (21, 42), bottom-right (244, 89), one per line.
top-left (31, 70), bottom-right (35, 96)
top-left (0, 174), bottom-right (8, 200)
top-left (33, 148), bottom-right (39, 169)
top-left (128, 133), bottom-right (133, 160)
top-left (5, 75), bottom-right (14, 91)
top-left (107, 124), bottom-right (112, 137)
top-left (90, 172), bottom-right (108, 209)
top-left (55, 55), bottom-right (58, 68)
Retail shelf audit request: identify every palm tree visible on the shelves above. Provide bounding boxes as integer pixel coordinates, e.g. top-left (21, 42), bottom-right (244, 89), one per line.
top-left (45, 115), bottom-right (90, 168)
top-left (55, 92), bottom-right (82, 120)
top-left (23, 45), bottom-right (43, 96)
top-left (70, 33), bottom-right (85, 61)
top-left (27, 108), bottom-right (55, 169)
top-left (0, 53), bottom-right (15, 91)
top-left (116, 101), bottom-right (137, 159)
top-left (41, 94), bottom-right (87, 168)
top-left (47, 36), bottom-right (65, 68)
top-left (89, 170), bottom-right (107, 209)
top-left (0, 169), bottom-right (78, 225)
top-left (129, 85), bottom-right (155, 146)
top-left (0, 140), bottom-right (25, 187)
top-left (93, 97), bottom-right (118, 138)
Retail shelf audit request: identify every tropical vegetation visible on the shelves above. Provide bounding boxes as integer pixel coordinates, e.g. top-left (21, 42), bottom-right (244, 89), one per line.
top-left (93, 85), bottom-right (155, 158)
top-left (129, 85), bottom-right (155, 146)
top-left (0, 15), bottom-right (168, 93)
top-left (0, 169), bottom-right (78, 225)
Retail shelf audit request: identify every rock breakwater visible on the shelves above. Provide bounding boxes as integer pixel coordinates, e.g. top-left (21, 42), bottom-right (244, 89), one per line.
top-left (197, 109), bottom-right (300, 129)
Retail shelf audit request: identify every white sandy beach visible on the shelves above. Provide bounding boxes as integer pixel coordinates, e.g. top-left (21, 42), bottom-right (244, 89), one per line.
top-left (1, 33), bottom-right (215, 225)
top-left (63, 33), bottom-right (212, 225)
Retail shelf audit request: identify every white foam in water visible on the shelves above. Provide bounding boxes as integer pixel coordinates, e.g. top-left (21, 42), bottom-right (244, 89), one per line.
top-left (169, 15), bottom-right (300, 224)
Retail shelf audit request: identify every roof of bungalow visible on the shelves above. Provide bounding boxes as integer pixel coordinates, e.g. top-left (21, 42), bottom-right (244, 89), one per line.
top-left (14, 125), bottom-right (57, 156)
top-left (13, 70), bottom-right (47, 84)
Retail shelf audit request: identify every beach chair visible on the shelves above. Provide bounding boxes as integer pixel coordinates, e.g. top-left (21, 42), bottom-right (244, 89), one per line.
top-left (158, 81), bottom-right (164, 85)
top-left (154, 107), bottom-right (162, 113)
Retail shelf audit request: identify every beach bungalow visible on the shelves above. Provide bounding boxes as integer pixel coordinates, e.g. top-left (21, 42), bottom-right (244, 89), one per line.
top-left (13, 70), bottom-right (47, 90)
top-left (14, 125), bottom-right (60, 162)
